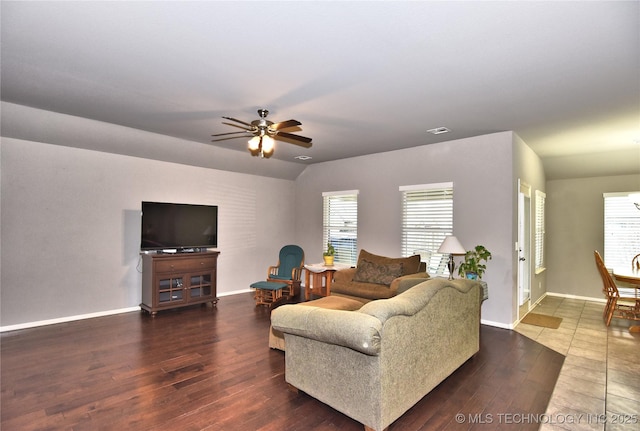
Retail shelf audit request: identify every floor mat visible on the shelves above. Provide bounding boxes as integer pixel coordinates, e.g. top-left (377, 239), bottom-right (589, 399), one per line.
top-left (521, 312), bottom-right (563, 329)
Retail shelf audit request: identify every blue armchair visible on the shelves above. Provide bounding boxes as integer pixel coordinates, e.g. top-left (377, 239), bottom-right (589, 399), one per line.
top-left (267, 245), bottom-right (305, 299)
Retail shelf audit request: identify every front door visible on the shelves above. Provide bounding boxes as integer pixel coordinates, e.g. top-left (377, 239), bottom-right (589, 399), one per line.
top-left (517, 180), bottom-right (531, 317)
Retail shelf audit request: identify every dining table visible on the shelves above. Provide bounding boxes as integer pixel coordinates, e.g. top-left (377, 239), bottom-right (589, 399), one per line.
top-left (613, 267), bottom-right (640, 286)
top-left (612, 267), bottom-right (640, 333)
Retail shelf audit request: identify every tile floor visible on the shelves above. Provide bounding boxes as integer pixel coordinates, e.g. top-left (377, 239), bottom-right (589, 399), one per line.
top-left (515, 295), bottom-right (640, 431)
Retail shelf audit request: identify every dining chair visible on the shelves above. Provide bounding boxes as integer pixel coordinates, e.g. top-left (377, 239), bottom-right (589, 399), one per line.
top-left (632, 253), bottom-right (640, 271)
top-left (594, 250), bottom-right (640, 326)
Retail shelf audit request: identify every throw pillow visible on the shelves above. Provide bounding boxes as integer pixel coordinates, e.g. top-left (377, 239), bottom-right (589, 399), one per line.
top-left (353, 259), bottom-right (404, 286)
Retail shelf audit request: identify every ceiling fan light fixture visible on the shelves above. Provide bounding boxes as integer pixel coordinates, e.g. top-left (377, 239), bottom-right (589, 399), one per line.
top-left (248, 136), bottom-right (261, 151)
top-left (214, 108), bottom-right (312, 159)
top-left (261, 135), bottom-right (275, 154)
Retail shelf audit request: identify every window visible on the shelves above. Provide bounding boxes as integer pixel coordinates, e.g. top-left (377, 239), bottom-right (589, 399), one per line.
top-left (603, 192), bottom-right (640, 270)
top-left (323, 190), bottom-right (358, 265)
top-left (400, 182), bottom-right (453, 275)
top-left (535, 190), bottom-right (546, 273)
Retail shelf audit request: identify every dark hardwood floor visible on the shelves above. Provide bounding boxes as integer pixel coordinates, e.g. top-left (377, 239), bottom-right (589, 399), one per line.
top-left (1, 293), bottom-right (564, 431)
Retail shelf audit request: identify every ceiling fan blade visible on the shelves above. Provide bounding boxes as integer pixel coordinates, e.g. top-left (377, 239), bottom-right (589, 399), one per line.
top-left (211, 131), bottom-right (250, 137)
top-left (222, 122), bottom-right (253, 131)
top-left (276, 131), bottom-right (313, 147)
top-left (211, 135), bottom-right (250, 142)
top-left (270, 119), bottom-right (301, 130)
top-left (222, 116), bottom-right (253, 128)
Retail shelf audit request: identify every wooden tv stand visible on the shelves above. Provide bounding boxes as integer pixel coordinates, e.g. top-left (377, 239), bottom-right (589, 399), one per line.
top-left (141, 251), bottom-right (219, 315)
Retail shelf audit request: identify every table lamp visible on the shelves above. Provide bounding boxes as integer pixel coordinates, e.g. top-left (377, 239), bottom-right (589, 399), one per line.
top-left (437, 236), bottom-right (466, 280)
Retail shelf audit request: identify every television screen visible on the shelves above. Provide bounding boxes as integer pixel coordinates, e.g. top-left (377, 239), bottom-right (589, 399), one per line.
top-left (140, 201), bottom-right (218, 251)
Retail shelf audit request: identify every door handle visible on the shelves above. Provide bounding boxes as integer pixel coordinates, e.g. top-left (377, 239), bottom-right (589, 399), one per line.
top-left (519, 257), bottom-right (526, 261)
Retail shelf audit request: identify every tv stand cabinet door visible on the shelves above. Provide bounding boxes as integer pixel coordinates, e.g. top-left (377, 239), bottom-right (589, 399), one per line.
top-left (186, 271), bottom-right (216, 303)
top-left (155, 275), bottom-right (187, 307)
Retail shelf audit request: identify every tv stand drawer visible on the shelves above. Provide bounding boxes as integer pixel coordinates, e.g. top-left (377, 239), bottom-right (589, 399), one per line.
top-left (155, 256), bottom-right (216, 273)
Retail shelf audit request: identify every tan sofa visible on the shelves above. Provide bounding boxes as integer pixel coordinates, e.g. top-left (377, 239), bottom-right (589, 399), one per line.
top-left (330, 249), bottom-right (429, 302)
top-left (271, 278), bottom-right (482, 431)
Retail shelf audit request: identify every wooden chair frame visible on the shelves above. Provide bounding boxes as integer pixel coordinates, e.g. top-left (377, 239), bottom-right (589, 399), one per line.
top-left (632, 253), bottom-right (640, 271)
top-left (594, 250), bottom-right (640, 326)
top-left (253, 284), bottom-right (285, 306)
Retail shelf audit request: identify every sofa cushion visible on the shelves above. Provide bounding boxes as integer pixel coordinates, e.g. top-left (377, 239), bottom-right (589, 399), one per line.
top-left (357, 249), bottom-right (421, 276)
top-left (333, 284), bottom-right (396, 301)
top-left (302, 295), bottom-right (365, 310)
top-left (353, 259), bottom-right (404, 286)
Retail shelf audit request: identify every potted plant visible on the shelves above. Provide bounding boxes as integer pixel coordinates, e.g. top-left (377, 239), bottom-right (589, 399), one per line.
top-left (458, 245), bottom-right (492, 280)
top-left (323, 242), bottom-right (335, 266)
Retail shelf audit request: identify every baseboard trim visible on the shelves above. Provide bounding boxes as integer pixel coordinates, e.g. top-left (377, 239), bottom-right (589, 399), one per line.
top-left (2, 290), bottom-right (604, 333)
top-left (481, 319), bottom-right (513, 330)
top-left (0, 290), bottom-right (254, 333)
top-left (220, 288), bottom-right (252, 296)
top-left (545, 291), bottom-right (606, 303)
top-left (0, 306), bottom-right (141, 333)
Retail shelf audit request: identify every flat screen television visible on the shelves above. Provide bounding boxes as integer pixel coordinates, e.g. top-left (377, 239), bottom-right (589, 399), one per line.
top-left (140, 201), bottom-right (218, 252)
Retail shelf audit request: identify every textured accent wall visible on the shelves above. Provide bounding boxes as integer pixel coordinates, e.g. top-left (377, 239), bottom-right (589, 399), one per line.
top-left (0, 138), bottom-right (296, 327)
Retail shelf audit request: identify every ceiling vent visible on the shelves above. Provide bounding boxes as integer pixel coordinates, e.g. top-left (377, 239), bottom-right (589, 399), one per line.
top-left (427, 127), bottom-right (451, 135)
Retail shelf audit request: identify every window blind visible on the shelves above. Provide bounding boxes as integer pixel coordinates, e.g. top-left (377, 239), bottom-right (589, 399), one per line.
top-left (604, 192), bottom-right (640, 269)
top-left (322, 190), bottom-right (358, 265)
top-left (400, 183), bottom-right (453, 275)
top-left (535, 190), bottom-right (546, 272)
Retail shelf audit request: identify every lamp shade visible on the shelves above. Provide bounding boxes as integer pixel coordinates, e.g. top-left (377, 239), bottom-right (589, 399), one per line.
top-left (437, 236), bottom-right (466, 254)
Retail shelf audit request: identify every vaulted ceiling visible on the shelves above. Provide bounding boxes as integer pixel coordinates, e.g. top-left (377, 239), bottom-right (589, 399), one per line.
top-left (1, 1), bottom-right (638, 180)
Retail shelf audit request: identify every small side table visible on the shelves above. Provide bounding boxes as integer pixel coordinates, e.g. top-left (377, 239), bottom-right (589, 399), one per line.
top-left (304, 263), bottom-right (350, 300)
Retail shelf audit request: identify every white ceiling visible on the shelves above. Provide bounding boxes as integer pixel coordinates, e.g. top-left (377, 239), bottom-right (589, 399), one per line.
top-left (1, 1), bottom-right (639, 180)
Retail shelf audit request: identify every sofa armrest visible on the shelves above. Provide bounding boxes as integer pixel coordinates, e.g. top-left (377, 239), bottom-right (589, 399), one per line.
top-left (333, 267), bottom-right (356, 283)
top-left (271, 304), bottom-right (382, 356)
top-left (390, 271), bottom-right (430, 294)
top-left (389, 272), bottom-right (429, 294)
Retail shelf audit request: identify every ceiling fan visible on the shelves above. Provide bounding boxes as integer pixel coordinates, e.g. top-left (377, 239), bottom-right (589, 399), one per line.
top-left (211, 109), bottom-right (312, 158)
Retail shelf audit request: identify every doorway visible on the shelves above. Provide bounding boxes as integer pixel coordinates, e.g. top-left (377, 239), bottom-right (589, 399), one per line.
top-left (517, 180), bottom-right (531, 319)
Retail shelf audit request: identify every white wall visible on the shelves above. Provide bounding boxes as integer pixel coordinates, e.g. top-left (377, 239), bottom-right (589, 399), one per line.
top-left (0, 138), bottom-right (296, 328)
top-left (546, 174), bottom-right (640, 299)
top-left (294, 131), bottom-right (519, 327)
